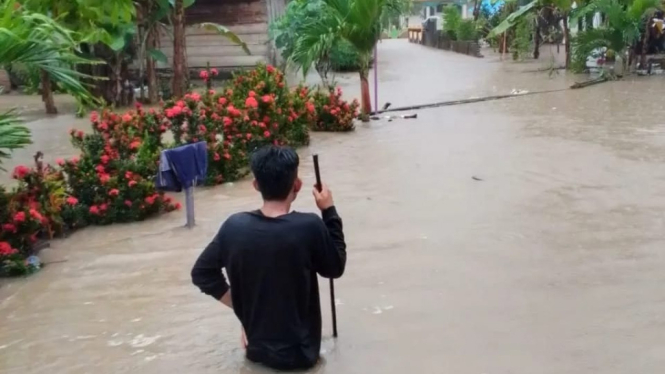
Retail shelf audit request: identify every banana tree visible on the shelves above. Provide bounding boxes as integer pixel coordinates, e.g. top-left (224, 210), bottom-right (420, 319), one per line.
top-left (571, 0), bottom-right (661, 72)
top-left (166, 0), bottom-right (249, 98)
top-left (291, 0), bottom-right (385, 121)
top-left (489, 0), bottom-right (573, 67)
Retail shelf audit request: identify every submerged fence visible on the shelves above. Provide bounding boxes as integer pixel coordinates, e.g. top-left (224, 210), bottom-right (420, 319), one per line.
top-left (408, 27), bottom-right (482, 58)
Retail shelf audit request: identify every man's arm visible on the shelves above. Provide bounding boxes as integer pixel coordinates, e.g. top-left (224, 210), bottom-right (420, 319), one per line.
top-left (191, 225), bottom-right (232, 305)
top-left (312, 185), bottom-right (347, 278)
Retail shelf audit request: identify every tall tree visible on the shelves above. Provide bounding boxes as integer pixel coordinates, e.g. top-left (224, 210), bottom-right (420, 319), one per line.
top-left (291, 0), bottom-right (386, 121)
top-left (0, 2), bottom-right (98, 167)
top-left (172, 0), bottom-right (187, 98)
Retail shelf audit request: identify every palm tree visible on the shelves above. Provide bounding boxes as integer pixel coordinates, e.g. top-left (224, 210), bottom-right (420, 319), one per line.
top-left (291, 0), bottom-right (386, 121)
top-left (0, 3), bottom-right (98, 112)
top-left (572, 0), bottom-right (661, 72)
top-left (0, 111), bottom-right (31, 171)
top-left (0, 2), bottom-right (96, 167)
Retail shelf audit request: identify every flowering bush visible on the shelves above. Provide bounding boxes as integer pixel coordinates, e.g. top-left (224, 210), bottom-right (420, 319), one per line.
top-left (309, 87), bottom-right (359, 132)
top-left (63, 105), bottom-right (179, 226)
top-left (0, 160), bottom-right (64, 276)
top-left (0, 64), bottom-right (358, 277)
top-left (164, 64), bottom-right (314, 185)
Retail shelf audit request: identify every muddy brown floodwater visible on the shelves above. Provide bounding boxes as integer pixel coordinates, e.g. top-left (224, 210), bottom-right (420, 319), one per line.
top-left (2, 40), bottom-right (665, 373)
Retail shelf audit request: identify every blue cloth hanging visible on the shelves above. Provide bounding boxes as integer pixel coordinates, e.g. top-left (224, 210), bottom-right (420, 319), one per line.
top-left (155, 141), bottom-right (208, 191)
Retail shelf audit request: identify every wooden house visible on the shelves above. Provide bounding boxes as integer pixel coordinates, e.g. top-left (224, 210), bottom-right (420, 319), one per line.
top-left (156, 0), bottom-right (287, 71)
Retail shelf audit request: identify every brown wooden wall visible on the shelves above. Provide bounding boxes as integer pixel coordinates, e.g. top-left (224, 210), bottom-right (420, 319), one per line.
top-left (157, 0), bottom-right (274, 69)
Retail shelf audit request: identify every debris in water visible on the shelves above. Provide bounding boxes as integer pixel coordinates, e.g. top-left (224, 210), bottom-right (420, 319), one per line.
top-left (370, 116), bottom-right (380, 120)
top-left (510, 89), bottom-right (529, 95)
top-left (382, 102), bottom-right (392, 110)
top-left (472, 176), bottom-right (483, 181)
top-left (107, 340), bottom-right (123, 347)
top-left (372, 307), bottom-right (383, 315)
top-left (129, 334), bottom-right (161, 348)
top-left (131, 318), bottom-right (142, 323)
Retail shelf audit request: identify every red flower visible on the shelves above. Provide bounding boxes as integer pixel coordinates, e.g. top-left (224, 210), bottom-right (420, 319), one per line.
top-left (99, 173), bottom-right (111, 184)
top-left (29, 209), bottom-right (43, 221)
top-left (90, 111), bottom-right (99, 123)
top-left (71, 156), bottom-right (80, 164)
top-left (224, 153), bottom-right (231, 160)
top-left (56, 158), bottom-right (65, 166)
top-left (2, 223), bottom-right (17, 233)
top-left (130, 140), bottom-right (141, 150)
top-left (128, 180), bottom-right (138, 187)
top-left (77, 130), bottom-right (84, 139)
top-left (227, 105), bottom-right (241, 117)
top-left (249, 90), bottom-right (256, 97)
top-left (190, 92), bottom-right (201, 102)
top-left (124, 200), bottom-right (133, 207)
top-left (200, 70), bottom-right (210, 80)
top-left (109, 189), bottom-right (120, 196)
top-left (262, 95), bottom-right (273, 104)
top-left (100, 155), bottom-right (110, 164)
top-left (175, 202), bottom-right (182, 210)
top-left (213, 152), bottom-right (221, 161)
top-left (245, 97), bottom-right (259, 109)
top-left (145, 196), bottom-right (156, 205)
top-left (89, 206), bottom-right (100, 215)
top-left (95, 165), bottom-right (105, 173)
top-left (218, 97), bottom-right (227, 105)
top-left (223, 116), bottom-right (233, 127)
top-left (14, 211), bottom-right (26, 223)
top-left (66, 196), bottom-right (78, 205)
top-left (211, 68), bottom-right (219, 76)
top-left (266, 65), bottom-right (275, 74)
top-left (0, 242), bottom-right (17, 256)
top-left (125, 171), bottom-right (133, 179)
top-left (122, 113), bottom-right (133, 123)
top-left (263, 130), bottom-right (271, 138)
top-left (306, 102), bottom-right (316, 113)
top-left (12, 165), bottom-right (30, 180)
top-left (246, 133), bottom-right (252, 140)
top-left (176, 100), bottom-right (186, 107)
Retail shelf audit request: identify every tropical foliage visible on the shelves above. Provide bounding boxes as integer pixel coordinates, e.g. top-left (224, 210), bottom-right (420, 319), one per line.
top-left (0, 64), bottom-right (357, 276)
top-left (488, 0), bottom-right (663, 72)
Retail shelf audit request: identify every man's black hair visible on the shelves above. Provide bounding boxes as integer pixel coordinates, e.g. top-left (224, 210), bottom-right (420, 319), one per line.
top-left (250, 145), bottom-right (300, 201)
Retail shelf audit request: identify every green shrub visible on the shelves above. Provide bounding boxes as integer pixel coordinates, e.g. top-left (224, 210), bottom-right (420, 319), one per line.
top-left (330, 40), bottom-right (363, 72)
top-left (443, 6), bottom-right (462, 40)
top-left (456, 19), bottom-right (478, 41)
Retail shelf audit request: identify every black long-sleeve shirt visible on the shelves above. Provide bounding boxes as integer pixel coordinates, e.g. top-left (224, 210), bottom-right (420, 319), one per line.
top-left (191, 207), bottom-right (346, 370)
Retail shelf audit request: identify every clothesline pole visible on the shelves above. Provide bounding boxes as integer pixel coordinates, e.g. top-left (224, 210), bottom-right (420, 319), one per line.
top-left (185, 186), bottom-right (195, 228)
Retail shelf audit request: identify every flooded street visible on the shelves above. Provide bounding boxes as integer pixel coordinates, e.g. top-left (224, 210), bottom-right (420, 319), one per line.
top-left (2, 39), bottom-right (665, 373)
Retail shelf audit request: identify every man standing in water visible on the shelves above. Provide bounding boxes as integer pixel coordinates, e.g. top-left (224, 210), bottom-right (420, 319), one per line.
top-left (191, 145), bottom-right (347, 370)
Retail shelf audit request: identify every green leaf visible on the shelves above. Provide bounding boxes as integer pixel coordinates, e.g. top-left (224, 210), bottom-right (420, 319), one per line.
top-left (488, 0), bottom-right (538, 38)
top-left (108, 34), bottom-right (126, 51)
top-left (198, 22), bottom-right (251, 55)
top-left (147, 48), bottom-right (168, 64)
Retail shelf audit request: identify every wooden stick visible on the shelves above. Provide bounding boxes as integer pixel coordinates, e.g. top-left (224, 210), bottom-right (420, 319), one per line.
top-left (313, 154), bottom-right (338, 338)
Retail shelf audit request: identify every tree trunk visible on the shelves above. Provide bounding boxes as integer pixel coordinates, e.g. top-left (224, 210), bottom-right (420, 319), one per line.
top-left (473, 0), bottom-right (480, 21)
top-left (41, 70), bottom-right (57, 114)
top-left (146, 26), bottom-right (159, 104)
top-left (172, 0), bottom-right (186, 99)
top-left (639, 18), bottom-right (651, 70)
top-left (563, 15), bottom-right (571, 69)
top-left (533, 22), bottom-right (541, 59)
top-left (359, 68), bottom-right (371, 122)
